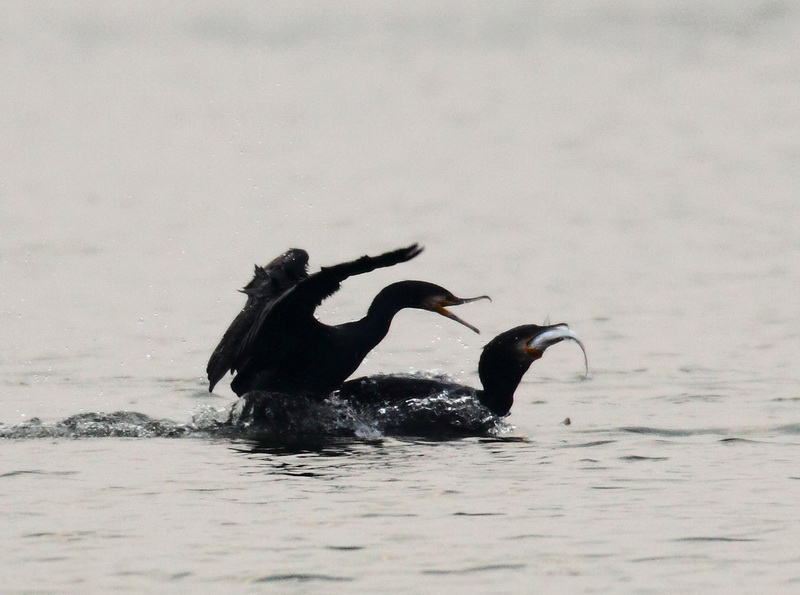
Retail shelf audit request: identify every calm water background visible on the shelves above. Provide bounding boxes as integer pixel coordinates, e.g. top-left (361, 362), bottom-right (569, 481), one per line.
top-left (2, 1), bottom-right (799, 591)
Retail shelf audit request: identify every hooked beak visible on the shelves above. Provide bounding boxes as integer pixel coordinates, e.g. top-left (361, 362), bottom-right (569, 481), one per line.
top-left (525, 323), bottom-right (588, 377)
top-left (433, 294), bottom-right (491, 334)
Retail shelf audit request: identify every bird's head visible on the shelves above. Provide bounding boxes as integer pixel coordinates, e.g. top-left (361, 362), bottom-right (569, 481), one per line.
top-left (486, 323), bottom-right (588, 375)
top-left (476, 323), bottom-right (587, 417)
top-left (384, 280), bottom-right (490, 334)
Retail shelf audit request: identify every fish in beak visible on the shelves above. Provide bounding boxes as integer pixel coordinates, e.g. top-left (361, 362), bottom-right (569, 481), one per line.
top-left (525, 323), bottom-right (588, 377)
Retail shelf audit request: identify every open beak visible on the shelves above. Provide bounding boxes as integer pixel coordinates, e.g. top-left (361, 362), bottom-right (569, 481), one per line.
top-left (434, 294), bottom-right (491, 334)
top-left (525, 323), bottom-right (588, 377)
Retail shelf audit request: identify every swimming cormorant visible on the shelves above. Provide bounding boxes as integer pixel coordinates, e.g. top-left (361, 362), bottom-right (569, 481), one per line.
top-left (207, 244), bottom-right (489, 397)
top-left (336, 323), bottom-right (588, 417)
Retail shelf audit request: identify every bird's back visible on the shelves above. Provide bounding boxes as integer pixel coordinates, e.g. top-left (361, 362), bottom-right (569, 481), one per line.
top-left (337, 373), bottom-right (475, 405)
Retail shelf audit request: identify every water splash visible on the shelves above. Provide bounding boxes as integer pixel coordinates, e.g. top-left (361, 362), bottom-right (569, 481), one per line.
top-left (0, 411), bottom-right (191, 439)
top-left (1, 392), bottom-right (508, 441)
top-left (228, 390), bottom-right (508, 440)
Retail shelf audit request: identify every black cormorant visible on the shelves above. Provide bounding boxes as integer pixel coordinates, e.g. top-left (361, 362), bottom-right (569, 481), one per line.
top-left (207, 244), bottom-right (489, 397)
top-left (336, 323), bottom-right (587, 418)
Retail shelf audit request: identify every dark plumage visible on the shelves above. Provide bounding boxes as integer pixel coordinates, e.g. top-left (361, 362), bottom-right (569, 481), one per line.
top-left (207, 244), bottom-right (489, 397)
top-left (337, 323), bottom-right (588, 417)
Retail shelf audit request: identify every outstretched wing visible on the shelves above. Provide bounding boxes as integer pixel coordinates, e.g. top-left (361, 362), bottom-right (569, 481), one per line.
top-left (231, 243), bottom-right (424, 390)
top-left (206, 248), bottom-right (309, 391)
top-left (290, 243), bottom-right (424, 314)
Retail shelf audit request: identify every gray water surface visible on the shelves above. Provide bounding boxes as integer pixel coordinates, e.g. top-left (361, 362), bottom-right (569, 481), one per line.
top-left (2, 1), bottom-right (799, 592)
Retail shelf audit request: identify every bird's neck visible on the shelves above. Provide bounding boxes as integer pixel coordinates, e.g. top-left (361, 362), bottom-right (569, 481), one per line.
top-left (476, 351), bottom-right (534, 416)
top-left (342, 287), bottom-right (412, 360)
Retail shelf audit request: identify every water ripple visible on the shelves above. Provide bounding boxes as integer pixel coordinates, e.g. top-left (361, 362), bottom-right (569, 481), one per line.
top-left (0, 469), bottom-right (79, 478)
top-left (422, 563), bottom-right (526, 575)
top-left (254, 573), bottom-right (353, 583)
top-left (619, 455), bottom-right (668, 462)
top-left (618, 426), bottom-right (726, 437)
top-left (674, 536), bottom-right (760, 543)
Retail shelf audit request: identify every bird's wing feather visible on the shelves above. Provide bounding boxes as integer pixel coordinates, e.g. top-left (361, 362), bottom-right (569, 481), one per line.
top-left (206, 248), bottom-right (309, 391)
top-left (232, 243), bottom-right (423, 378)
top-left (293, 243), bottom-right (423, 311)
